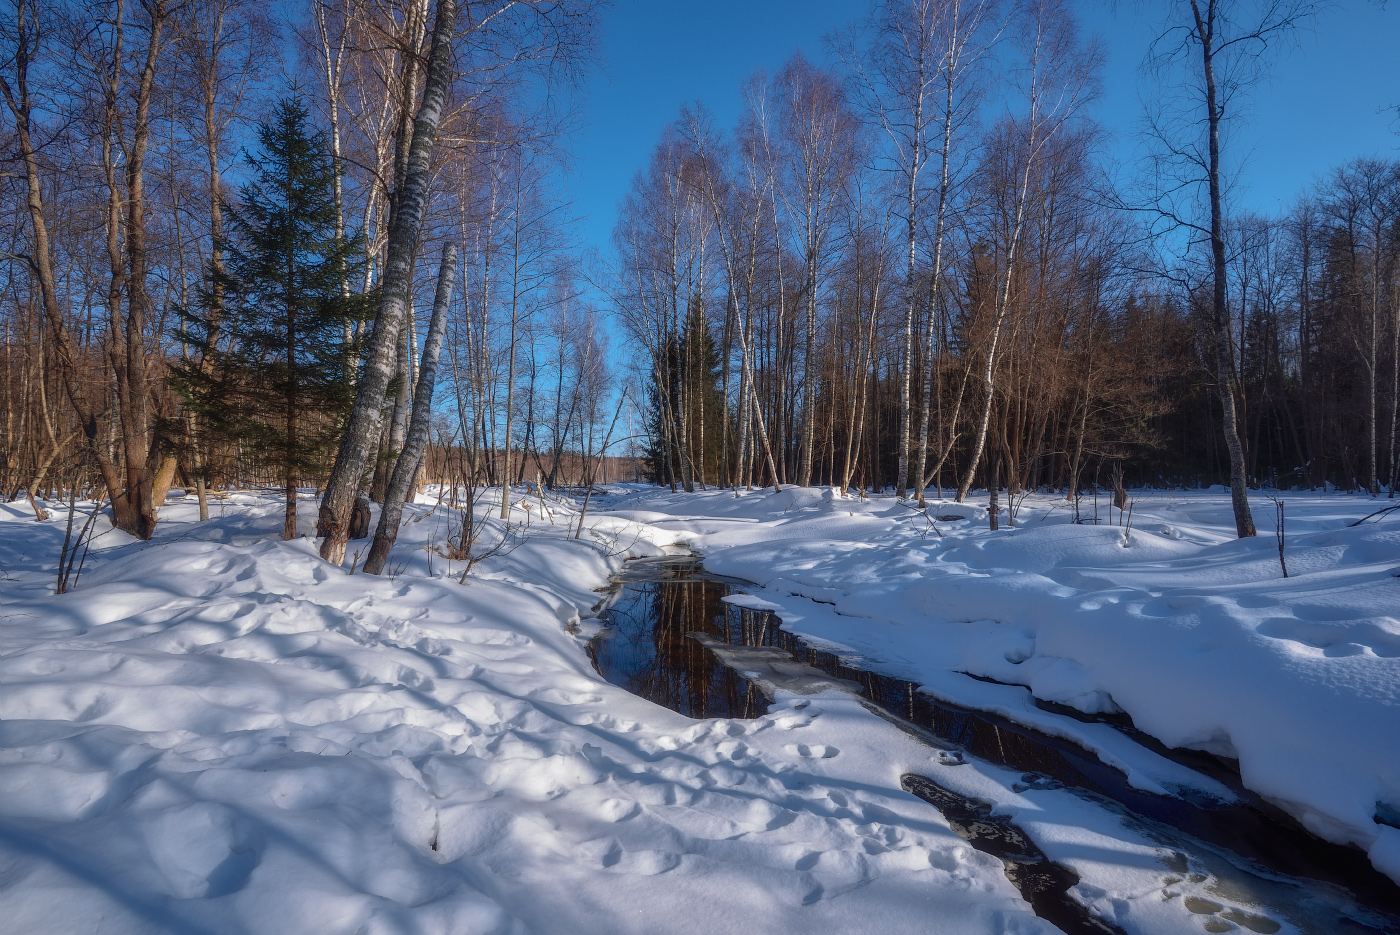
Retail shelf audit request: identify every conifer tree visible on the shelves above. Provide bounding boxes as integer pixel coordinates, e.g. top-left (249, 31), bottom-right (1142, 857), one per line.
top-left (173, 97), bottom-right (367, 540)
top-left (645, 296), bottom-right (725, 486)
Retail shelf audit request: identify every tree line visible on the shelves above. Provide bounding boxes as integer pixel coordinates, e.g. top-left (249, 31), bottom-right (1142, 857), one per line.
top-left (0, 0), bottom-right (1386, 564)
top-left (614, 0), bottom-right (1384, 539)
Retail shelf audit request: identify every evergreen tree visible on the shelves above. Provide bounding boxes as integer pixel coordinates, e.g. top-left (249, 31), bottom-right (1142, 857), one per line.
top-left (172, 97), bottom-right (367, 540)
top-left (644, 296), bottom-right (726, 487)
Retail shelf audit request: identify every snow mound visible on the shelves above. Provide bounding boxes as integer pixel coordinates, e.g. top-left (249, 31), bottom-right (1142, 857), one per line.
top-left (945, 523), bottom-right (1202, 574)
top-left (0, 496), bottom-right (1046, 935)
top-left (603, 488), bottom-right (1400, 886)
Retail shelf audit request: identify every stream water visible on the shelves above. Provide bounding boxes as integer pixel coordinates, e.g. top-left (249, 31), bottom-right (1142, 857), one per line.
top-left (587, 558), bottom-right (1400, 935)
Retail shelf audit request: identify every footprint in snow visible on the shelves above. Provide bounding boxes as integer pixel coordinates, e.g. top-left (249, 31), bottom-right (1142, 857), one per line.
top-left (1257, 616), bottom-right (1400, 658)
top-left (596, 798), bottom-right (640, 822)
top-left (787, 743), bottom-right (839, 759)
top-left (530, 687), bottom-right (602, 705)
top-left (596, 841), bottom-right (681, 875)
top-left (715, 740), bottom-right (750, 761)
top-left (1161, 876), bottom-right (1281, 934)
top-left (459, 628), bottom-right (531, 647)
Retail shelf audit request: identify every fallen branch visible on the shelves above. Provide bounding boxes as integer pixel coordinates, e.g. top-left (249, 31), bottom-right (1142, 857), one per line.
top-left (1349, 503), bottom-right (1400, 527)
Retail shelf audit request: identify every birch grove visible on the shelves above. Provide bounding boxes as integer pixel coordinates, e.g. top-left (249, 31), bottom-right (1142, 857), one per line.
top-left (0, 0), bottom-right (1393, 569)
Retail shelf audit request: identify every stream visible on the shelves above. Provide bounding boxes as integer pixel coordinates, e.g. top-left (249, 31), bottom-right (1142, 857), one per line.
top-left (586, 557), bottom-right (1400, 935)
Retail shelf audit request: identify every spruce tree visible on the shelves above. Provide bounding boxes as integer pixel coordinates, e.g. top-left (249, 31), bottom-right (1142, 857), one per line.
top-left (172, 98), bottom-right (367, 539)
top-left (644, 296), bottom-right (725, 487)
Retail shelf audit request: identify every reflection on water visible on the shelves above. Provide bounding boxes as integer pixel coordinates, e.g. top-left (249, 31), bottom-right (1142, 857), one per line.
top-left (588, 563), bottom-right (772, 719)
top-left (589, 558), bottom-right (1400, 933)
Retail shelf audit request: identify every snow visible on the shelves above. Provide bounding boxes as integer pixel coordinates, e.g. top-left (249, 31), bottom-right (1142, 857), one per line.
top-left (602, 486), bottom-right (1400, 892)
top-left (0, 491), bottom-right (1049, 935)
top-left (1, 483), bottom-right (1396, 934)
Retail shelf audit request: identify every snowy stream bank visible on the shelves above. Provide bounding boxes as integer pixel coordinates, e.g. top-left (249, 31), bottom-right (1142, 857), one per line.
top-left (601, 485), bottom-right (1400, 891)
top-left (0, 485), bottom-right (1395, 934)
top-left (588, 553), bottom-right (1400, 934)
top-left (0, 491), bottom-right (1048, 934)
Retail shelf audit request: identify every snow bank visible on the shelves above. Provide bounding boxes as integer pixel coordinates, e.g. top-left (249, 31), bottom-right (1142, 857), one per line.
top-left (0, 492), bottom-right (1049, 935)
top-left (607, 487), bottom-right (1400, 884)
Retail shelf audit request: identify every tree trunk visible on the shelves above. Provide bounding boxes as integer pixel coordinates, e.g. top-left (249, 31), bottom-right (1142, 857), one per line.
top-left (349, 494), bottom-right (372, 539)
top-left (318, 0), bottom-right (457, 563)
top-left (799, 260), bottom-right (817, 486)
top-left (364, 244), bottom-right (456, 575)
top-left (1193, 0), bottom-right (1256, 536)
top-left (1390, 277), bottom-right (1399, 496)
top-left (896, 181), bottom-right (917, 498)
top-left (118, 0), bottom-right (167, 541)
top-left (915, 44), bottom-right (959, 504)
top-left (988, 449), bottom-right (1000, 531)
top-left (151, 454), bottom-right (178, 514)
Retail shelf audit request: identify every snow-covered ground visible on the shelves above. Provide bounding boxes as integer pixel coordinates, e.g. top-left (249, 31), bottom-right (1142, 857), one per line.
top-left (0, 483), bottom-right (1395, 934)
top-left (0, 489), bottom-right (1056, 935)
top-left (602, 487), bottom-right (1400, 888)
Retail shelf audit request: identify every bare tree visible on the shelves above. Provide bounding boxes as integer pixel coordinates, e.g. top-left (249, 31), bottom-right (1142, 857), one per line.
top-left (174, 0), bottom-right (268, 520)
top-left (773, 54), bottom-right (857, 486)
top-left (1, 0), bottom-right (177, 539)
top-left (317, 0), bottom-right (456, 564)
top-left (1142, 0), bottom-right (1319, 535)
top-left (839, 0), bottom-right (946, 497)
top-left (956, 0), bottom-right (1099, 502)
top-left (364, 242), bottom-right (455, 575)
top-left (911, 0), bottom-right (999, 504)
top-left (681, 102), bottom-right (782, 493)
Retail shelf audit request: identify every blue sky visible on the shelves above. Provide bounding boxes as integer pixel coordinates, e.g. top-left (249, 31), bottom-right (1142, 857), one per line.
top-left (562, 0), bottom-right (1398, 258)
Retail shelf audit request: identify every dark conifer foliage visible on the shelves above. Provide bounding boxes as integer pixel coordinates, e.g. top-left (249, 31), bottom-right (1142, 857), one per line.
top-left (645, 296), bottom-right (725, 488)
top-left (172, 98), bottom-right (368, 540)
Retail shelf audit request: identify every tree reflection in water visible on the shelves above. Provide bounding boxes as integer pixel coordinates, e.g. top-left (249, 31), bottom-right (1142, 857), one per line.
top-left (588, 561), bottom-right (772, 719)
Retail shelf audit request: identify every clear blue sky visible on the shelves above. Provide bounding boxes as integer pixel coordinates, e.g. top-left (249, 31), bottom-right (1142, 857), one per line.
top-left (563, 0), bottom-right (1398, 257)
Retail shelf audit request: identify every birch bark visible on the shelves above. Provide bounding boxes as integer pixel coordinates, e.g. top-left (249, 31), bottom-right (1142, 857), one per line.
top-left (364, 244), bottom-right (457, 575)
top-left (319, 0), bottom-right (456, 563)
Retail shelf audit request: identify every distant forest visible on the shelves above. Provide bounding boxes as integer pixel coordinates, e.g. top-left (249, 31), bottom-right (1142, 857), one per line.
top-left (616, 0), bottom-right (1399, 541)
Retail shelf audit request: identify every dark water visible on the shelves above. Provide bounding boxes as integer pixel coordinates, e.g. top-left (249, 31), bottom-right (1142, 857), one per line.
top-left (587, 560), bottom-right (775, 719)
top-left (588, 558), bottom-right (1400, 935)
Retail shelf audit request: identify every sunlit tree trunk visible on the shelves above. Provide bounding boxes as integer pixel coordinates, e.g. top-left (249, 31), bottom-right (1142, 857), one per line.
top-left (365, 244), bottom-right (456, 574)
top-left (318, 0), bottom-right (456, 564)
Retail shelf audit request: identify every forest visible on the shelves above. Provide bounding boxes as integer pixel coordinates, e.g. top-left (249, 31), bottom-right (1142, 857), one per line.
top-left (616, 1), bottom-right (1400, 538)
top-left (0, 0), bottom-right (1393, 558)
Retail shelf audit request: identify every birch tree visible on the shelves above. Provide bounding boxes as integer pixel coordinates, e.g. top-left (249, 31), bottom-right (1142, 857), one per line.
top-left (773, 54), bottom-right (857, 486)
top-left (363, 243), bottom-right (455, 574)
top-left (840, 0), bottom-right (946, 497)
top-left (1142, 0), bottom-right (1319, 535)
top-left (956, 0), bottom-right (1099, 502)
top-left (317, 0), bottom-right (456, 564)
